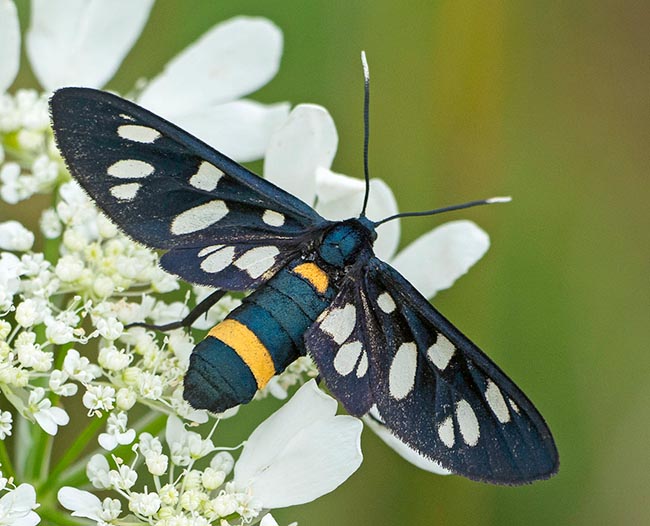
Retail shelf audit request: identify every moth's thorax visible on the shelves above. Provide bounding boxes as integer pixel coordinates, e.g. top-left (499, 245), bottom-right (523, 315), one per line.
top-left (318, 217), bottom-right (376, 268)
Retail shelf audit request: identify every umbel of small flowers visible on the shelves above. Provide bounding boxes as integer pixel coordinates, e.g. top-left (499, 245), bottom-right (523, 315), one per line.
top-left (0, 1), bottom-right (493, 524)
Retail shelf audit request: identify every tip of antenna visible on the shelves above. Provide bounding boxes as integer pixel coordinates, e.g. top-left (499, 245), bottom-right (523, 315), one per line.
top-left (361, 51), bottom-right (369, 81)
top-left (486, 196), bottom-right (512, 204)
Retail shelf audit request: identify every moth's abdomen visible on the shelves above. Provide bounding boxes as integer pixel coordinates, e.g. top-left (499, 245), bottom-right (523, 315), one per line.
top-left (184, 261), bottom-right (335, 413)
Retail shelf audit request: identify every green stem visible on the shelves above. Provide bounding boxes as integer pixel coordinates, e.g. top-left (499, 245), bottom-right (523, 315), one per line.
top-left (38, 414), bottom-right (106, 496)
top-left (0, 439), bottom-right (15, 479)
top-left (24, 418), bottom-right (48, 482)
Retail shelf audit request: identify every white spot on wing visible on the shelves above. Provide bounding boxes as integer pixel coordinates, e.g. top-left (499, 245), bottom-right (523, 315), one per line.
top-left (438, 416), bottom-right (455, 448)
top-left (170, 200), bottom-right (228, 235)
top-left (388, 342), bottom-right (418, 400)
top-left (427, 334), bottom-right (455, 370)
top-left (333, 341), bottom-right (363, 376)
top-left (107, 159), bottom-right (154, 179)
top-left (377, 292), bottom-right (396, 313)
top-left (485, 380), bottom-right (510, 423)
top-left (319, 304), bottom-right (356, 344)
top-left (198, 245), bottom-right (222, 257)
top-left (201, 246), bottom-right (236, 273)
top-left (456, 399), bottom-right (480, 446)
top-left (262, 210), bottom-right (285, 227)
top-left (234, 246), bottom-right (279, 278)
top-left (109, 182), bottom-right (140, 201)
top-left (117, 124), bottom-right (161, 143)
top-left (119, 113), bottom-right (135, 121)
top-left (508, 398), bottom-right (520, 414)
top-left (189, 161), bottom-right (223, 191)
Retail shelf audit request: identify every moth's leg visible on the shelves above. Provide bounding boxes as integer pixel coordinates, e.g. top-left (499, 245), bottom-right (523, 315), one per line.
top-left (127, 289), bottom-right (227, 332)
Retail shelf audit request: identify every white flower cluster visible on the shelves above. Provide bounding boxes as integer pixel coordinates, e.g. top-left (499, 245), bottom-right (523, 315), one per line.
top-left (0, 89), bottom-right (58, 204)
top-left (59, 381), bottom-right (360, 526)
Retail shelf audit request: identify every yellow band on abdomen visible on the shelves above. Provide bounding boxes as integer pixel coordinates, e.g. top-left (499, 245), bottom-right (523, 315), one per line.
top-left (293, 262), bottom-right (329, 293)
top-left (208, 319), bottom-right (275, 388)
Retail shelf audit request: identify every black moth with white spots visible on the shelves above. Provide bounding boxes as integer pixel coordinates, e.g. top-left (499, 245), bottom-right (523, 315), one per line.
top-left (50, 87), bottom-right (558, 485)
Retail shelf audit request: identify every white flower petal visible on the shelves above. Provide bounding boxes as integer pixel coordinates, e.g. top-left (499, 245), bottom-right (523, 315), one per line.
top-left (236, 380), bottom-right (337, 479)
top-left (139, 17), bottom-right (282, 116)
top-left (165, 414), bottom-right (186, 445)
top-left (27, 0), bottom-right (154, 90)
top-left (0, 220), bottom-right (35, 251)
top-left (13, 511), bottom-right (40, 526)
top-left (364, 179), bottom-right (400, 260)
top-left (98, 433), bottom-right (118, 451)
top-left (245, 416), bottom-right (363, 508)
top-left (260, 513), bottom-right (279, 526)
top-left (58, 487), bottom-right (102, 520)
top-left (169, 100), bottom-right (290, 163)
top-left (0, 0), bottom-right (20, 93)
top-left (264, 104), bottom-right (338, 205)
top-left (391, 220), bottom-right (490, 299)
top-left (314, 168), bottom-right (365, 206)
top-left (363, 412), bottom-right (451, 475)
top-left (235, 380), bottom-right (363, 508)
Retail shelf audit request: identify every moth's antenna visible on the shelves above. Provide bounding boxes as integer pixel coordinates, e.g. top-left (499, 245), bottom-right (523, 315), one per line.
top-left (360, 51), bottom-right (371, 217)
top-left (374, 196), bottom-right (512, 227)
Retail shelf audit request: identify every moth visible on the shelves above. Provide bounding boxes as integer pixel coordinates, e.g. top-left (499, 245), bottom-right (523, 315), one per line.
top-left (49, 66), bottom-right (558, 485)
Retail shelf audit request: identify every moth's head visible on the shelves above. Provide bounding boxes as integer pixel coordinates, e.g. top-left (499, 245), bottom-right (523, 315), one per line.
top-left (318, 219), bottom-right (376, 268)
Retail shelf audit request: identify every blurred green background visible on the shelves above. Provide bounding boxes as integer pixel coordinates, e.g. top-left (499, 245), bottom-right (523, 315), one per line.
top-left (7, 1), bottom-right (649, 524)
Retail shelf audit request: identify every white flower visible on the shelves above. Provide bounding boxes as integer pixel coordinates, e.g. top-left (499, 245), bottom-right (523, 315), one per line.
top-left (234, 379), bottom-right (363, 508)
top-left (97, 411), bottom-right (136, 451)
top-left (144, 451), bottom-right (169, 477)
top-left (28, 387), bottom-right (69, 435)
top-left (86, 454), bottom-right (111, 489)
top-left (166, 415), bottom-right (215, 466)
top-left (39, 208), bottom-right (61, 239)
top-left (63, 348), bottom-right (101, 383)
top-left (58, 487), bottom-right (121, 522)
top-left (0, 252), bottom-right (21, 310)
top-left (128, 491), bottom-right (161, 517)
top-left (44, 318), bottom-right (74, 345)
top-left (82, 384), bottom-right (116, 413)
top-left (0, 220), bottom-right (34, 251)
top-left (0, 483), bottom-right (40, 526)
top-left (109, 464), bottom-right (137, 491)
top-left (0, 410), bottom-right (12, 440)
top-left (48, 370), bottom-right (77, 397)
top-left (96, 317), bottom-right (123, 340)
top-left (264, 104), bottom-right (490, 299)
top-left (14, 299), bottom-right (46, 328)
